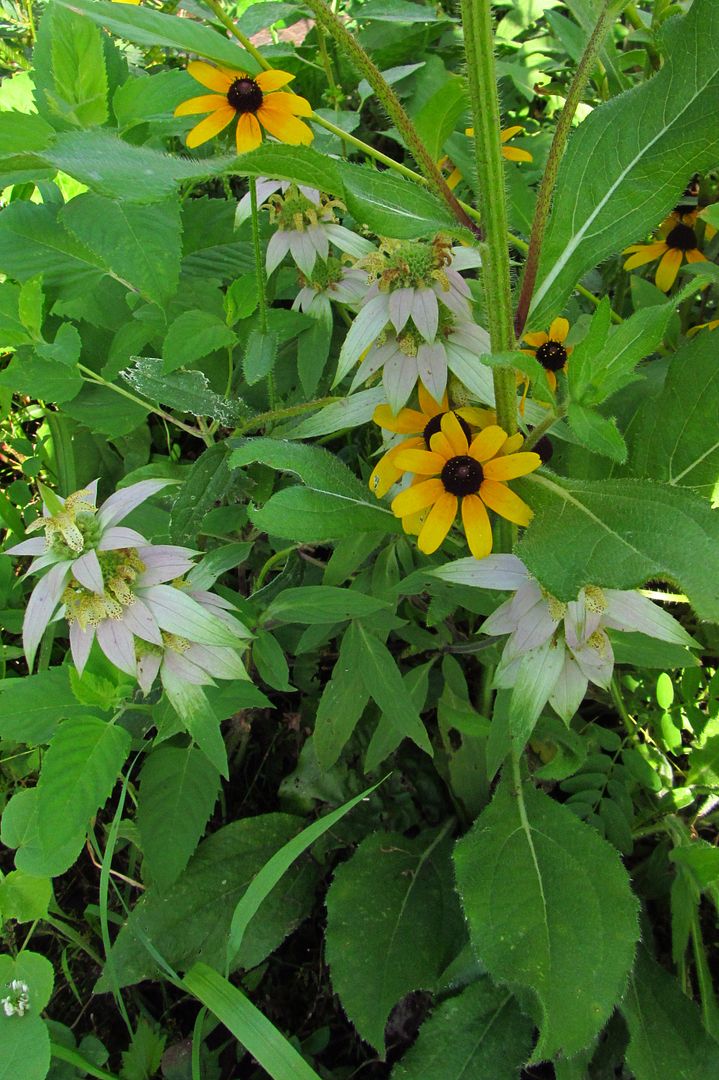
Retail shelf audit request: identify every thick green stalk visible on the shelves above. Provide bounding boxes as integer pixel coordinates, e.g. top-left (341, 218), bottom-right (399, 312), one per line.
top-left (514, 0), bottom-right (628, 335)
top-left (460, 0), bottom-right (516, 439)
top-left (302, 0), bottom-right (480, 239)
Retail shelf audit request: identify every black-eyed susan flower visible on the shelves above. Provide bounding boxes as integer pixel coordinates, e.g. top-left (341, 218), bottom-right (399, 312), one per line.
top-left (174, 62), bottom-right (313, 153)
top-left (369, 383), bottom-right (496, 497)
top-left (519, 316), bottom-right (572, 410)
top-left (389, 413), bottom-right (541, 559)
top-left (443, 126), bottom-right (532, 190)
top-left (623, 211), bottom-right (708, 292)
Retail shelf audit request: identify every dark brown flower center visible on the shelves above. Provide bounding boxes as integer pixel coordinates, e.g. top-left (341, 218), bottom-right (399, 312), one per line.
top-left (535, 340), bottom-right (567, 372)
top-left (423, 411), bottom-right (472, 448)
top-left (227, 78), bottom-right (263, 114)
top-left (441, 454), bottom-right (483, 496)
top-left (666, 223), bottom-right (698, 252)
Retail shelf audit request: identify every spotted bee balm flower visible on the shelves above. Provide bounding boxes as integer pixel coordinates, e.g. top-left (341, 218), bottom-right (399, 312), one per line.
top-left (175, 62), bottom-right (313, 153)
top-left (388, 413), bottom-right (541, 559)
top-left (263, 184), bottom-right (374, 279)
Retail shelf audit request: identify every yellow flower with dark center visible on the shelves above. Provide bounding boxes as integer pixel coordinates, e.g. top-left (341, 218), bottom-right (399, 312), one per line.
top-left (389, 413), bottom-right (541, 560)
top-left (518, 316), bottom-right (572, 413)
top-left (623, 211), bottom-right (708, 292)
top-left (443, 126), bottom-right (532, 191)
top-left (174, 62), bottom-right (313, 153)
top-left (369, 383), bottom-right (496, 497)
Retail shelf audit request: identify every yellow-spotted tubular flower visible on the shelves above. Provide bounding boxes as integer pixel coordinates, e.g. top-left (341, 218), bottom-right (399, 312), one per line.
top-left (443, 126), bottom-right (532, 190)
top-left (623, 211), bottom-right (708, 292)
top-left (521, 316), bottom-right (572, 394)
top-left (174, 62), bottom-right (313, 153)
top-left (389, 413), bottom-right (541, 559)
top-left (369, 383), bottom-right (495, 498)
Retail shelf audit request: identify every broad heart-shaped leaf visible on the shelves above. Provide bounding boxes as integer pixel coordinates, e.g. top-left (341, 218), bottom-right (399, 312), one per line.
top-left (0, 667), bottom-right (108, 745)
top-left (454, 777), bottom-right (639, 1062)
top-left (517, 473), bottom-right (719, 622)
top-left (136, 744), bottom-right (221, 893)
top-left (391, 978), bottom-right (533, 1080)
top-left (528, 0), bottom-right (719, 326)
top-left (54, 0), bottom-right (258, 72)
top-left (621, 949), bottom-right (719, 1079)
top-left (628, 330), bottom-right (719, 499)
top-left (340, 165), bottom-right (463, 240)
top-left (34, 717), bottom-right (131, 875)
top-left (60, 194), bottom-right (182, 305)
top-left (96, 814), bottom-right (318, 991)
top-left (1, 788), bottom-right (87, 879)
top-left (0, 1015), bottom-right (50, 1080)
top-left (325, 830), bottom-right (465, 1054)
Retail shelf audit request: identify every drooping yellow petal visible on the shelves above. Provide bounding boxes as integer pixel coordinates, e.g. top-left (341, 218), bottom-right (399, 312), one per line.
top-left (256, 69), bottom-right (295, 92)
top-left (457, 405), bottom-right (496, 429)
top-left (623, 242), bottom-right (668, 270)
top-left (263, 91), bottom-right (313, 117)
top-left (685, 248), bottom-right (707, 264)
top-left (418, 382), bottom-right (447, 418)
top-left (439, 411), bottom-right (469, 456)
top-left (393, 449), bottom-right (444, 475)
top-left (373, 404), bottom-right (426, 434)
top-left (522, 331), bottom-right (549, 349)
top-left (391, 478), bottom-right (445, 517)
top-left (185, 106), bottom-right (236, 148)
top-left (257, 102), bottom-right (314, 145)
top-left (468, 425), bottom-right (507, 463)
top-left (461, 494), bottom-right (492, 559)
top-left (501, 125), bottom-right (523, 141)
top-left (418, 492), bottom-right (457, 554)
top-left (655, 247), bottom-right (683, 292)
top-left (548, 316), bottom-right (569, 343)
top-left (236, 111), bottom-right (262, 153)
top-left (545, 369), bottom-right (558, 393)
top-left (174, 94), bottom-right (228, 117)
top-left (499, 432), bottom-right (524, 455)
top-left (188, 61), bottom-right (234, 93)
top-left (480, 480), bottom-right (533, 526)
top-left (483, 451), bottom-right (542, 481)
top-left (369, 438), bottom-right (422, 498)
top-left (502, 145), bottom-right (533, 163)
top-left (446, 166), bottom-right (462, 190)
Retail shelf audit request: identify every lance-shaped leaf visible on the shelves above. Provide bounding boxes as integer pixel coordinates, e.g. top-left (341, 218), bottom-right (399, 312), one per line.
top-left (529, 0), bottom-right (719, 326)
top-left (454, 777), bottom-right (638, 1061)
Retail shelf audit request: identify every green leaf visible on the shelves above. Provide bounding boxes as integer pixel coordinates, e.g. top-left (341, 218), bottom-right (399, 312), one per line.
top-left (341, 165), bottom-right (461, 240)
top-left (97, 814), bottom-right (319, 990)
top-left (162, 682), bottom-right (229, 779)
top-left (62, 383), bottom-right (149, 437)
top-left (0, 202), bottom-right (103, 288)
top-left (629, 330), bottom-right (719, 498)
top-left (622, 949), bottom-right (719, 1079)
top-left (454, 777), bottom-right (639, 1061)
top-left (567, 403), bottom-right (627, 463)
top-left (251, 631), bottom-right (293, 692)
top-left (1, 789), bottom-right (87, 878)
top-left (162, 310), bottom-right (236, 374)
top-left (0, 950), bottom-right (54, 1011)
top-left (54, 0), bottom-right (258, 72)
top-left (314, 627), bottom-right (371, 770)
top-left (243, 327), bottom-right (278, 385)
top-left (686, 735), bottom-right (719, 789)
top-left (35, 717), bottom-right (132, 875)
top-left (0, 871), bottom-right (52, 924)
top-left (0, 668), bottom-right (105, 745)
top-left (232, 143), bottom-right (343, 197)
top-left (263, 586), bottom-right (391, 625)
top-left (170, 442), bottom-right (235, 544)
top-left (136, 744), bottom-right (220, 893)
top-left (529, 0), bottom-right (719, 326)
top-left (0, 1016), bottom-right (50, 1080)
top-left (122, 357), bottom-right (246, 424)
top-left (33, 3), bottom-right (108, 129)
top-left (412, 76), bottom-right (466, 162)
top-left (120, 1020), bottom-right (166, 1080)
top-left (346, 620), bottom-right (432, 755)
top-left (60, 194), bottom-right (182, 305)
top-left (284, 387), bottom-right (387, 439)
top-left (518, 473), bottom-right (719, 622)
top-left (325, 830), bottom-right (464, 1053)
top-left (391, 978), bottom-right (533, 1080)
top-left (182, 963), bottom-right (323, 1080)
top-left (609, 630), bottom-right (698, 670)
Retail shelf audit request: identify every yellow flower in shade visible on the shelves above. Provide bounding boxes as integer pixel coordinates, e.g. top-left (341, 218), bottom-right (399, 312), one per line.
top-left (111, 0), bottom-right (140, 4)
top-left (174, 62), bottom-right (313, 153)
top-left (623, 211), bottom-right (708, 292)
top-left (687, 318), bottom-right (719, 337)
top-left (519, 316), bottom-right (572, 412)
top-left (389, 413), bottom-right (541, 560)
top-left (369, 382), bottom-right (496, 498)
top-left (444, 126), bottom-right (532, 190)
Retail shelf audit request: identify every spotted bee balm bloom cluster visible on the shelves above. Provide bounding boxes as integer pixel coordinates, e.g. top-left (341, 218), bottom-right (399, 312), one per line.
top-left (6, 481), bottom-right (250, 697)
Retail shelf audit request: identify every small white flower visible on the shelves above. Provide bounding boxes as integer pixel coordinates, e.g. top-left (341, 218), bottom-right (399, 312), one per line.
top-left (1, 980), bottom-right (30, 1017)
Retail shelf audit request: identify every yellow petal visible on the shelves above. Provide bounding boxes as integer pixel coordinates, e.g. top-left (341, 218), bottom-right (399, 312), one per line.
top-left (461, 494), bottom-right (493, 559)
top-left (483, 451), bottom-right (542, 481)
top-left (623, 242), bottom-right (667, 270)
top-left (546, 370), bottom-right (558, 393)
top-left (446, 166), bottom-right (462, 190)
top-left (369, 440), bottom-right (420, 498)
top-left (655, 247), bottom-right (683, 292)
top-left (174, 94), bottom-right (228, 117)
top-left (257, 102), bottom-right (314, 145)
top-left (418, 382), bottom-right (446, 418)
top-left (418, 492), bottom-right (457, 554)
top-left (256, 69), bottom-right (295, 92)
top-left (392, 478), bottom-right (445, 517)
top-left (685, 248), bottom-right (707, 264)
top-left (264, 91), bottom-right (313, 117)
top-left (440, 411), bottom-right (469, 456)
top-left (236, 111), bottom-right (262, 153)
top-left (457, 405), bottom-right (495, 429)
top-left (548, 316), bottom-right (569, 343)
top-left (373, 404), bottom-right (426, 434)
top-left (185, 106), bottom-right (236, 148)
top-left (464, 127), bottom-right (475, 137)
top-left (428, 430), bottom-right (455, 461)
top-left (501, 125), bottom-right (523, 141)
top-left (187, 61), bottom-right (234, 93)
top-left (393, 448), bottom-right (444, 475)
top-left (522, 331), bottom-right (548, 348)
top-left (480, 480), bottom-right (533, 526)
top-left (502, 146), bottom-right (533, 162)
top-left (499, 432), bottom-right (524, 455)
top-left (469, 425), bottom-right (507, 463)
